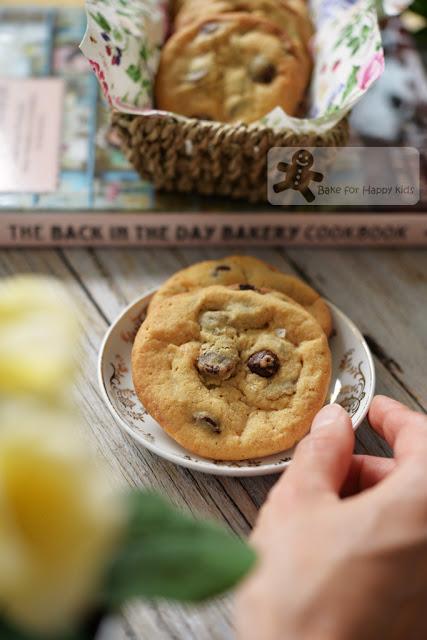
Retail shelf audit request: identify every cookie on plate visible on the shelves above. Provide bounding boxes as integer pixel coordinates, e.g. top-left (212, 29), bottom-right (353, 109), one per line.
top-left (155, 13), bottom-right (311, 123)
top-left (175, 0), bottom-right (314, 46)
top-left (148, 255), bottom-right (333, 337)
top-left (132, 286), bottom-right (332, 460)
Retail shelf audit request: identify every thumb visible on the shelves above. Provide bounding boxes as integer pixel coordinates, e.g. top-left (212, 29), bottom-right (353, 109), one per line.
top-left (277, 404), bottom-right (355, 504)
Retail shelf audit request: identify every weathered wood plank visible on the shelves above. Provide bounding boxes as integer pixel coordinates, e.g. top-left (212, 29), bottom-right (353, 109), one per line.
top-left (1, 250), bottom-right (258, 527)
top-left (284, 247), bottom-right (427, 411)
top-left (60, 246), bottom-right (423, 442)
top-left (124, 598), bottom-right (234, 640)
top-left (97, 617), bottom-right (130, 640)
top-left (0, 249), bottom-right (241, 640)
top-left (58, 244), bottom-right (426, 502)
top-left (2, 245), bottom-right (425, 640)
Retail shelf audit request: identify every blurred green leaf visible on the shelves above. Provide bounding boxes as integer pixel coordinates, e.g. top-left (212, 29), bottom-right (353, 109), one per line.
top-left (103, 492), bottom-right (256, 605)
top-left (410, 1), bottom-right (427, 19)
top-left (413, 28), bottom-right (427, 58)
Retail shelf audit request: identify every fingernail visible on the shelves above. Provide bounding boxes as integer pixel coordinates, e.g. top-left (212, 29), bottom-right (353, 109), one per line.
top-left (311, 404), bottom-right (346, 431)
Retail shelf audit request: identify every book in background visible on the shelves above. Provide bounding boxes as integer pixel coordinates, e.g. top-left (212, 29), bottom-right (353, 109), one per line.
top-left (0, 6), bottom-right (427, 247)
top-left (0, 7), bottom-right (157, 212)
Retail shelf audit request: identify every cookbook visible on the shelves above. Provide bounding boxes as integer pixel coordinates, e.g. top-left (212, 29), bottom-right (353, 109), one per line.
top-left (0, 6), bottom-right (426, 247)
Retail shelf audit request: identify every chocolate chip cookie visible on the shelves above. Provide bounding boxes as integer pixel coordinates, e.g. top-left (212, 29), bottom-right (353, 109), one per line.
top-left (132, 286), bottom-right (332, 460)
top-left (155, 13), bottom-right (311, 123)
top-left (175, 0), bottom-right (314, 47)
top-left (148, 255), bottom-right (333, 337)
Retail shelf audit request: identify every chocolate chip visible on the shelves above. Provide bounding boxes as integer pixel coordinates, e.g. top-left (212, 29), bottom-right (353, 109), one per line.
top-left (229, 283), bottom-right (260, 292)
top-left (213, 265), bottom-right (231, 276)
top-left (197, 350), bottom-right (237, 379)
top-left (238, 284), bottom-right (257, 291)
top-left (193, 412), bottom-right (221, 434)
top-left (250, 56), bottom-right (277, 84)
top-left (200, 22), bottom-right (219, 35)
top-left (247, 350), bottom-right (280, 378)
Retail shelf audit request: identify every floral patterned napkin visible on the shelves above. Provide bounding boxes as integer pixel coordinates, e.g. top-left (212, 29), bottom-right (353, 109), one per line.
top-left (82, 0), bottom-right (168, 111)
top-left (80, 0), bottom-right (411, 134)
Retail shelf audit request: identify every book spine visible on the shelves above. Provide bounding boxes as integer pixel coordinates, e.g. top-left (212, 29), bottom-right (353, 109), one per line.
top-left (1, 213), bottom-right (427, 247)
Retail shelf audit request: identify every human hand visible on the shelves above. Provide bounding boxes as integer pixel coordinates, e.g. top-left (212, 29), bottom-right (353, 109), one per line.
top-left (235, 396), bottom-right (427, 640)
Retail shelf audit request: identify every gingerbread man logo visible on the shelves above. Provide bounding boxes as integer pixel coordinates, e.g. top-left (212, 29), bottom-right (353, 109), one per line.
top-left (273, 149), bottom-right (324, 203)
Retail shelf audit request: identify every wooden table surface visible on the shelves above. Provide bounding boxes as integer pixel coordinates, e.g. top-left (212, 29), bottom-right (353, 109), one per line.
top-left (2, 0), bottom-right (427, 635)
top-left (1, 246), bottom-right (426, 639)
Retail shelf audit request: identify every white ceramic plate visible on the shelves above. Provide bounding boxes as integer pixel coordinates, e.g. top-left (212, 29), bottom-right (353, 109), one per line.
top-left (98, 291), bottom-right (375, 477)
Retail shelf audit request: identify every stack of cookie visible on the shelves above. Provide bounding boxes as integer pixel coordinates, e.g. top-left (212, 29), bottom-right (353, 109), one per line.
top-left (155, 0), bottom-right (314, 124)
top-left (132, 256), bottom-right (332, 461)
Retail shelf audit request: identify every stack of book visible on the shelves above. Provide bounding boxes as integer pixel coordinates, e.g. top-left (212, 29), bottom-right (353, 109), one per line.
top-left (1, 6), bottom-right (426, 247)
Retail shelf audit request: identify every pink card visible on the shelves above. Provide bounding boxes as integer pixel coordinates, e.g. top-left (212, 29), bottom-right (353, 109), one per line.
top-left (0, 78), bottom-right (64, 193)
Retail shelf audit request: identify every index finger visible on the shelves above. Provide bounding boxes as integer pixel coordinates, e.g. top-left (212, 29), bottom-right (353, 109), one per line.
top-left (369, 396), bottom-right (427, 463)
top-left (365, 396), bottom-right (427, 513)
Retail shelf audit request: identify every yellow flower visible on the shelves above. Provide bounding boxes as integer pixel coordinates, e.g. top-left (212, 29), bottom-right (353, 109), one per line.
top-left (0, 276), bottom-right (79, 397)
top-left (0, 409), bottom-right (124, 635)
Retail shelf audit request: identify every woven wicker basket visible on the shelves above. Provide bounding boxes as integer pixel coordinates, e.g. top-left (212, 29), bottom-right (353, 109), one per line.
top-left (112, 112), bottom-right (350, 202)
